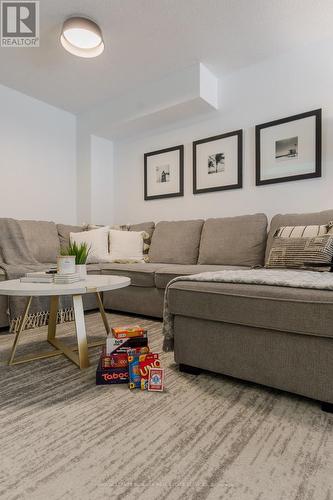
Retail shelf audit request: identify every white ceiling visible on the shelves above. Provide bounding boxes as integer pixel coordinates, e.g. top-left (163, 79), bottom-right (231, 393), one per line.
top-left (1, 0), bottom-right (333, 114)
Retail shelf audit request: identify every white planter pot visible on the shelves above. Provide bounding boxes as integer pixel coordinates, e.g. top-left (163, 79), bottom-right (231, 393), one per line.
top-left (76, 264), bottom-right (87, 279)
top-left (57, 255), bottom-right (76, 275)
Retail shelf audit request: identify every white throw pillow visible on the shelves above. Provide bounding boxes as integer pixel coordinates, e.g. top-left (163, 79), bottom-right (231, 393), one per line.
top-left (70, 227), bottom-right (110, 264)
top-left (109, 229), bottom-right (145, 262)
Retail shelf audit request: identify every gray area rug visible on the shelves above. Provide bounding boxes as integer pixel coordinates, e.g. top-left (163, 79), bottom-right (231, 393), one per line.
top-left (0, 312), bottom-right (332, 500)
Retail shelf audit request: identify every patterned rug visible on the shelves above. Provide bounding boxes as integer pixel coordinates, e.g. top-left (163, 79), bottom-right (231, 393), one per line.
top-left (0, 311), bottom-right (332, 500)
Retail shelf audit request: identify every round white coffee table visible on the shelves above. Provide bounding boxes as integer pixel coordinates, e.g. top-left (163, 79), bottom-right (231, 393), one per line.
top-left (0, 275), bottom-right (130, 369)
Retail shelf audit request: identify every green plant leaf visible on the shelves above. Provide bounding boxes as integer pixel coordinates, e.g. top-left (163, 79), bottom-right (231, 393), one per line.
top-left (60, 241), bottom-right (90, 264)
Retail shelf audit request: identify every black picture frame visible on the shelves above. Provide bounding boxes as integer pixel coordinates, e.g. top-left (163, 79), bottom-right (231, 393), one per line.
top-left (256, 109), bottom-right (322, 186)
top-left (193, 129), bottom-right (243, 194)
top-left (144, 145), bottom-right (184, 200)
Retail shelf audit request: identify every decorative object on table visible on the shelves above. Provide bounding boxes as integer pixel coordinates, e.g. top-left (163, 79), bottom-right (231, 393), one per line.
top-left (193, 130), bottom-right (243, 194)
top-left (144, 145), bottom-right (184, 200)
top-left (20, 272), bottom-right (54, 284)
top-left (69, 226), bottom-right (109, 263)
top-left (61, 241), bottom-right (90, 278)
top-left (256, 109), bottom-right (321, 186)
top-left (56, 255), bottom-right (76, 275)
top-left (53, 273), bottom-right (81, 284)
top-left (266, 234), bottom-right (333, 271)
top-left (148, 367), bottom-right (165, 392)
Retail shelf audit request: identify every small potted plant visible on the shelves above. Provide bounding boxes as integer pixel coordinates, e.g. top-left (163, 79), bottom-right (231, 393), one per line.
top-left (61, 242), bottom-right (90, 279)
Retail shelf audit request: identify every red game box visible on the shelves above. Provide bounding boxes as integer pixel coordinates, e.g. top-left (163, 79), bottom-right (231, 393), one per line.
top-left (139, 353), bottom-right (160, 390)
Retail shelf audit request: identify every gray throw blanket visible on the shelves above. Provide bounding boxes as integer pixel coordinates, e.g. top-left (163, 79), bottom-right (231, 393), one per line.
top-left (0, 218), bottom-right (73, 332)
top-left (162, 268), bottom-right (333, 352)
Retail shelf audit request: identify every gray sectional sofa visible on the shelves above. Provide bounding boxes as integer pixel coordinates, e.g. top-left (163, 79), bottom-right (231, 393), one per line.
top-left (1, 210), bottom-right (333, 410)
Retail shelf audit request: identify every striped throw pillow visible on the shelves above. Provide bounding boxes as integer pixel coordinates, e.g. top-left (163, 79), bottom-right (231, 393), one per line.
top-left (274, 224), bottom-right (328, 238)
top-left (266, 235), bottom-right (333, 271)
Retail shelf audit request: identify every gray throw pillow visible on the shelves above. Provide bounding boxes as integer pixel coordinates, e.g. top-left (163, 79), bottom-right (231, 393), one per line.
top-left (266, 235), bottom-right (333, 271)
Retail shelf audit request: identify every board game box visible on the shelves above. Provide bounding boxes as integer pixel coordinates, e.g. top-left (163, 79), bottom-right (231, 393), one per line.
top-left (139, 353), bottom-right (160, 390)
top-left (106, 335), bottom-right (148, 355)
top-left (96, 360), bottom-right (129, 385)
top-left (112, 325), bottom-right (147, 339)
top-left (101, 347), bottom-right (149, 369)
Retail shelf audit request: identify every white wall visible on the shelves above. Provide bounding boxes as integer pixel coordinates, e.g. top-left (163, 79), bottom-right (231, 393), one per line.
top-left (76, 122), bottom-right (91, 225)
top-left (91, 135), bottom-right (114, 225)
top-left (0, 84), bottom-right (77, 223)
top-left (112, 40), bottom-right (333, 225)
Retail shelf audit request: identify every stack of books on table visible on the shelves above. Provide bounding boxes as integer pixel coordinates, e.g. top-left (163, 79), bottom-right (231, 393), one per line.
top-left (20, 272), bottom-right (54, 283)
top-left (53, 273), bottom-right (82, 284)
top-left (96, 326), bottom-right (164, 391)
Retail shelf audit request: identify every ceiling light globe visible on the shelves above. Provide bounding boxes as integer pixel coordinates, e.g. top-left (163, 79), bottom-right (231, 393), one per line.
top-left (60, 17), bottom-right (104, 58)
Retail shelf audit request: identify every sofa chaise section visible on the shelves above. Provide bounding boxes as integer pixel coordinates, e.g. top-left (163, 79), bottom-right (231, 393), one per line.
top-left (169, 209), bottom-right (333, 405)
top-left (169, 281), bottom-right (333, 404)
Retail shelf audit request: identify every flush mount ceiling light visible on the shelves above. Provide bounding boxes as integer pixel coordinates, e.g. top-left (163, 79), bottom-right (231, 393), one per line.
top-left (60, 17), bottom-right (104, 58)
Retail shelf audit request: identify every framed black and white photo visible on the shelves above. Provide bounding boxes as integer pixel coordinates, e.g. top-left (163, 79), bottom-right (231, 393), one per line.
top-left (193, 130), bottom-right (243, 194)
top-left (144, 145), bottom-right (184, 200)
top-left (256, 109), bottom-right (321, 186)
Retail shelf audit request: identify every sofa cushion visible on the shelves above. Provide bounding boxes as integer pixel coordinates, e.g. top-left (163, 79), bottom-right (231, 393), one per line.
top-left (266, 209), bottom-right (333, 263)
top-left (19, 220), bottom-right (60, 263)
top-left (129, 221), bottom-right (155, 255)
top-left (198, 214), bottom-right (268, 266)
top-left (168, 280), bottom-right (333, 339)
top-left (129, 221), bottom-right (155, 242)
top-left (57, 224), bottom-right (84, 250)
top-left (148, 220), bottom-right (204, 264)
top-left (155, 264), bottom-right (249, 289)
top-left (86, 264), bottom-right (101, 274)
top-left (100, 263), bottom-right (166, 287)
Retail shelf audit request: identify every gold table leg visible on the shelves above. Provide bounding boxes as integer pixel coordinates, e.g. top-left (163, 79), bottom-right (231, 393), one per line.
top-left (8, 296), bottom-right (32, 365)
top-left (72, 294), bottom-right (90, 369)
top-left (96, 291), bottom-right (110, 334)
top-left (8, 294), bottom-right (108, 369)
top-left (47, 295), bottom-right (59, 341)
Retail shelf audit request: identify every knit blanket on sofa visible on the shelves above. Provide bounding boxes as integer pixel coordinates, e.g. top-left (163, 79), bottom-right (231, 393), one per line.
top-left (0, 218), bottom-right (73, 332)
top-left (162, 268), bottom-right (333, 352)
